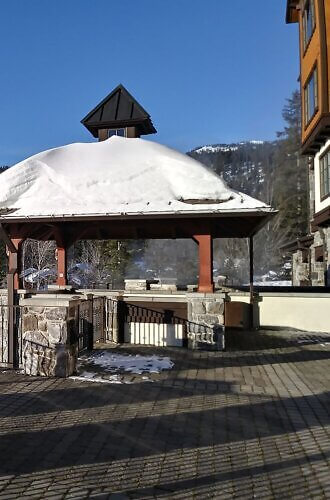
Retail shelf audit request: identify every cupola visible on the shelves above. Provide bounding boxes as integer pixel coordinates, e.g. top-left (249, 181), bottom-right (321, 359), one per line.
top-left (81, 84), bottom-right (157, 141)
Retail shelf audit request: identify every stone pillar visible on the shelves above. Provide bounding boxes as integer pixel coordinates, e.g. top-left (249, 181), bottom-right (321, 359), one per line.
top-left (21, 298), bottom-right (80, 377)
top-left (292, 249), bottom-right (310, 285)
top-left (56, 246), bottom-right (67, 286)
top-left (186, 293), bottom-right (226, 350)
top-left (193, 234), bottom-right (214, 293)
top-left (310, 230), bottom-right (327, 286)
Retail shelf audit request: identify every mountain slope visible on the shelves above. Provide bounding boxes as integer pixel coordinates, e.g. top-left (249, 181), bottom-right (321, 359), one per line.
top-left (188, 140), bottom-right (277, 204)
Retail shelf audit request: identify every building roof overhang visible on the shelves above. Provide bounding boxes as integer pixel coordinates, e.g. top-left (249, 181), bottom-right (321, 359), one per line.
top-left (286, 0), bottom-right (300, 24)
top-left (311, 206), bottom-right (330, 230)
top-left (280, 233), bottom-right (314, 253)
top-left (301, 114), bottom-right (330, 156)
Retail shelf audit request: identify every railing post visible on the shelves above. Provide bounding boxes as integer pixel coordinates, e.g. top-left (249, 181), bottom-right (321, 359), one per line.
top-left (86, 294), bottom-right (94, 350)
top-left (7, 238), bottom-right (23, 368)
top-left (164, 309), bottom-right (173, 324)
top-left (249, 236), bottom-right (254, 329)
top-left (117, 298), bottom-right (126, 343)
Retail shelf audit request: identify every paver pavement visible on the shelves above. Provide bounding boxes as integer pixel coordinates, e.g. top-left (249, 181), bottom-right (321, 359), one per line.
top-left (0, 329), bottom-right (329, 499)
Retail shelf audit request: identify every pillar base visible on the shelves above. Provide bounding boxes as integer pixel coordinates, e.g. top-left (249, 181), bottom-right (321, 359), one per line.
top-left (197, 284), bottom-right (215, 293)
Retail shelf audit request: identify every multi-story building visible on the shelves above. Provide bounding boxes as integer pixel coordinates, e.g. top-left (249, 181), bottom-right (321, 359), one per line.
top-left (286, 0), bottom-right (330, 286)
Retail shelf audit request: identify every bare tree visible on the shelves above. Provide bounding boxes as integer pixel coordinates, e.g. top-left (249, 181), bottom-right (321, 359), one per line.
top-left (22, 239), bottom-right (56, 289)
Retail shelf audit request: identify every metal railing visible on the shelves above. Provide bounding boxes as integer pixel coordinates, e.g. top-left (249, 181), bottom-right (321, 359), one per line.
top-left (106, 298), bottom-right (224, 348)
top-left (0, 303), bottom-right (23, 368)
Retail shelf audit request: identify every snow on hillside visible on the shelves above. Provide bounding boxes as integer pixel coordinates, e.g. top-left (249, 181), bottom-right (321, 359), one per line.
top-left (0, 137), bottom-right (271, 218)
top-left (194, 145), bottom-right (239, 154)
top-left (193, 140), bottom-right (265, 155)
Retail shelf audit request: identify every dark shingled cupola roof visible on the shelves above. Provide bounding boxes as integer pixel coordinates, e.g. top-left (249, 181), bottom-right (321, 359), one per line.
top-left (81, 84), bottom-right (157, 137)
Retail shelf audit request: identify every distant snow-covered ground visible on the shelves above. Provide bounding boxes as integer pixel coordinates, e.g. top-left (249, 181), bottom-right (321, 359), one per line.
top-left (252, 280), bottom-right (291, 286)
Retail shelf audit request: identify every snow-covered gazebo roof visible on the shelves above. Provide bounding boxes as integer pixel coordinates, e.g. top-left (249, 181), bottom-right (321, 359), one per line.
top-left (0, 136), bottom-right (275, 293)
top-left (0, 136), bottom-right (273, 223)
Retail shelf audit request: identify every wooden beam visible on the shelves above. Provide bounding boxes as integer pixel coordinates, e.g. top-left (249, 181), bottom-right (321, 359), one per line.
top-left (7, 238), bottom-right (23, 290)
top-left (0, 224), bottom-right (16, 253)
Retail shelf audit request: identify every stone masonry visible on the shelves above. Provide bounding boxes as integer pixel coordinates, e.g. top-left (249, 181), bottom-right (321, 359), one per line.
top-left (186, 293), bottom-right (226, 350)
top-left (310, 227), bottom-right (330, 286)
top-left (292, 250), bottom-right (310, 286)
top-left (292, 227), bottom-right (330, 286)
top-left (22, 300), bottom-right (79, 377)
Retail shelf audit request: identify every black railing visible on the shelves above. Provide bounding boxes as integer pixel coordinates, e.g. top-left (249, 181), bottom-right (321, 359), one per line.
top-left (106, 299), bottom-right (224, 348)
top-left (0, 304), bottom-right (24, 368)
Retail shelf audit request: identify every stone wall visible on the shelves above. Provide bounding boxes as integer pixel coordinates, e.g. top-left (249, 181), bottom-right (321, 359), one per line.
top-left (310, 228), bottom-right (330, 286)
top-left (186, 293), bottom-right (226, 350)
top-left (292, 227), bottom-right (330, 286)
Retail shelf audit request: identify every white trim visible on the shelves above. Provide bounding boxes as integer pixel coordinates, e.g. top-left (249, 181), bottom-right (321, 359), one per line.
top-left (314, 139), bottom-right (330, 213)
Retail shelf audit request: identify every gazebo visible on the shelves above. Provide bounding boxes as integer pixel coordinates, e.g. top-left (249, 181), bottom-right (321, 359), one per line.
top-left (0, 85), bottom-right (275, 298)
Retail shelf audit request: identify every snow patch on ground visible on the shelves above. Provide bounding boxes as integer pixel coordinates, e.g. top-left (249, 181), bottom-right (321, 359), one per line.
top-left (71, 351), bottom-right (174, 384)
top-left (81, 352), bottom-right (174, 374)
top-left (71, 372), bottom-right (123, 384)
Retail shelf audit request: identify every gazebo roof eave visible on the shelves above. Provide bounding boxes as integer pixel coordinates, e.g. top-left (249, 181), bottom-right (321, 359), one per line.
top-left (0, 208), bottom-right (277, 242)
top-left (0, 207), bottom-right (276, 224)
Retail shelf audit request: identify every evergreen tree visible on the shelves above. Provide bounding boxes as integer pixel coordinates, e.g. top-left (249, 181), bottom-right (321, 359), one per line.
top-left (273, 90), bottom-right (308, 241)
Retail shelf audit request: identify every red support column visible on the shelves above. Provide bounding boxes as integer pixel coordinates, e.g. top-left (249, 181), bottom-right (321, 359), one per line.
top-left (8, 238), bottom-right (23, 290)
top-left (56, 246), bottom-right (67, 286)
top-left (193, 234), bottom-right (214, 293)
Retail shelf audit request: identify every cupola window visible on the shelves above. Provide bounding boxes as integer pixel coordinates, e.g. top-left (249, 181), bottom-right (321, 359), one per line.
top-left (107, 128), bottom-right (126, 138)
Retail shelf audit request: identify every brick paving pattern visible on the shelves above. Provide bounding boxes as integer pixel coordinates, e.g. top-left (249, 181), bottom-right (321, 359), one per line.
top-left (0, 329), bottom-right (329, 499)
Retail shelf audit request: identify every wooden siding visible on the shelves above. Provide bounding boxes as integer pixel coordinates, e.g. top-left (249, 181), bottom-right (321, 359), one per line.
top-left (299, 1), bottom-right (328, 145)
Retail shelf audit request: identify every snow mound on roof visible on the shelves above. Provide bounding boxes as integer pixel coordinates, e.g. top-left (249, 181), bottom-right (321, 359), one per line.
top-left (0, 136), bottom-right (269, 217)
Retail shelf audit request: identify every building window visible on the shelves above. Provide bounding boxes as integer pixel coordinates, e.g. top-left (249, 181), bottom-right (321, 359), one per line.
top-left (320, 149), bottom-right (330, 200)
top-left (303, 0), bottom-right (315, 50)
top-left (108, 128), bottom-right (126, 138)
top-left (304, 66), bottom-right (318, 125)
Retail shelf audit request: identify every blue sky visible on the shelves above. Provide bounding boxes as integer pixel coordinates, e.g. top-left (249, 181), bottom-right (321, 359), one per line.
top-left (0, 0), bottom-right (299, 165)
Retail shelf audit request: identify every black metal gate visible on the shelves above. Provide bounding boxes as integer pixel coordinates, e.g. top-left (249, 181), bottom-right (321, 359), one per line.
top-left (0, 303), bottom-right (23, 369)
top-left (77, 296), bottom-right (106, 352)
top-left (93, 296), bottom-right (106, 343)
top-left (77, 299), bottom-right (93, 352)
